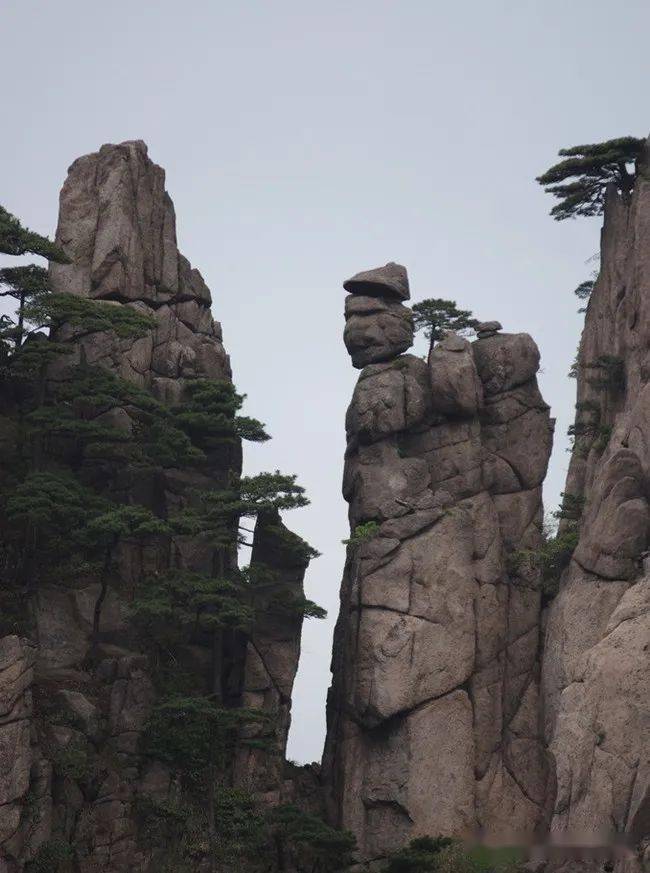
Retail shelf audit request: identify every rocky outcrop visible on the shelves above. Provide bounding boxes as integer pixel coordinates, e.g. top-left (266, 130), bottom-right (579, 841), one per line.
top-left (234, 509), bottom-right (310, 802)
top-left (542, 163), bottom-right (650, 861)
top-left (323, 264), bottom-right (554, 861)
top-left (0, 637), bottom-right (37, 867)
top-left (0, 141), bottom-right (307, 871)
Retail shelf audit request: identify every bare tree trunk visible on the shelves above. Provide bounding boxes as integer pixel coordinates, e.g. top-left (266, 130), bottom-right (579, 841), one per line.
top-left (93, 546), bottom-right (113, 640)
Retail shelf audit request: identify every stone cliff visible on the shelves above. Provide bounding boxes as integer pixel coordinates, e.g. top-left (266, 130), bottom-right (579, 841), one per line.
top-left (1, 137), bottom-right (649, 873)
top-left (542, 169), bottom-right (650, 855)
top-left (322, 263), bottom-right (555, 860)
top-left (0, 141), bottom-right (309, 871)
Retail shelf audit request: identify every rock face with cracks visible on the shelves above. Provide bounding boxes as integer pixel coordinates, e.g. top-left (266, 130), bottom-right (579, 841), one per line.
top-left (542, 159), bottom-right (650, 864)
top-left (323, 265), bottom-right (555, 860)
top-left (0, 141), bottom-right (308, 872)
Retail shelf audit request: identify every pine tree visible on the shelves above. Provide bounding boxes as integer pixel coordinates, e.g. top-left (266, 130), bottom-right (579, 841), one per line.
top-left (142, 695), bottom-right (271, 870)
top-left (411, 298), bottom-right (479, 352)
top-left (536, 137), bottom-right (645, 220)
top-left (270, 804), bottom-right (357, 872)
top-left (0, 204), bottom-right (69, 262)
top-left (171, 379), bottom-right (269, 451)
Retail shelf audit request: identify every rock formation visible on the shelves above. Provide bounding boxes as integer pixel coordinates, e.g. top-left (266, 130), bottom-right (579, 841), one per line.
top-left (0, 141), bottom-right (308, 871)
top-left (541, 171), bottom-right (650, 863)
top-left (2, 138), bottom-right (649, 873)
top-left (323, 263), bottom-right (555, 861)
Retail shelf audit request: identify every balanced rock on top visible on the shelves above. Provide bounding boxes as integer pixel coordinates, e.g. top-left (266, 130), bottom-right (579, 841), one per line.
top-left (343, 261), bottom-right (410, 301)
top-left (475, 320), bottom-right (502, 339)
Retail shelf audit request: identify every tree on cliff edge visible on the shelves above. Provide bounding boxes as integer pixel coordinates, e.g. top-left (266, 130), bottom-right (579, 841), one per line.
top-left (412, 298), bottom-right (478, 350)
top-left (536, 136), bottom-right (645, 220)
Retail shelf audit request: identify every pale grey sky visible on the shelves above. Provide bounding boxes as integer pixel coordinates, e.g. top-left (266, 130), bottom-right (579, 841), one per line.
top-left (3, 0), bottom-right (649, 762)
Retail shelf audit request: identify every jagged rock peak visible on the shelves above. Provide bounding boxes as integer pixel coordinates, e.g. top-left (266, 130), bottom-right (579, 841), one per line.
top-left (51, 139), bottom-right (215, 312)
top-left (343, 261), bottom-right (410, 301)
top-left (48, 139), bottom-right (231, 402)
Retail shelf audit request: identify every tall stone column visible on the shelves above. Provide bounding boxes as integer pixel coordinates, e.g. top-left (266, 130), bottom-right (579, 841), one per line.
top-left (0, 141), bottom-right (307, 871)
top-left (323, 263), bottom-right (554, 861)
top-left (542, 154), bottom-right (650, 865)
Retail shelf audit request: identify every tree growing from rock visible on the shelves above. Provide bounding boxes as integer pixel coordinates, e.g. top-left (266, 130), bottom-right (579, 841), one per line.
top-left (536, 137), bottom-right (645, 220)
top-left (0, 204), bottom-right (69, 261)
top-left (411, 298), bottom-right (478, 351)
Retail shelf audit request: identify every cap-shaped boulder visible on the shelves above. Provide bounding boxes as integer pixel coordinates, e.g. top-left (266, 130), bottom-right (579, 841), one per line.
top-left (343, 261), bottom-right (410, 301)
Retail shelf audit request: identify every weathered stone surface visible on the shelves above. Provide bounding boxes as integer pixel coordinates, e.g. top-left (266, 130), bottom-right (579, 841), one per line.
top-left (476, 320), bottom-right (502, 333)
top-left (234, 510), bottom-right (310, 799)
top-left (542, 159), bottom-right (650, 849)
top-left (343, 261), bottom-right (410, 301)
top-left (429, 332), bottom-right (484, 416)
top-left (324, 266), bottom-right (553, 859)
top-left (346, 355), bottom-right (430, 443)
top-left (472, 332), bottom-right (541, 395)
top-left (50, 139), bottom-right (232, 399)
top-left (0, 141), bottom-right (309, 871)
top-left (0, 638), bottom-right (35, 861)
top-left (343, 294), bottom-right (414, 368)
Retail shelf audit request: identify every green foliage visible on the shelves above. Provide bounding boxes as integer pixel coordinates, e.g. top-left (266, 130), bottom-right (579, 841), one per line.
top-left (6, 337), bottom-right (75, 377)
top-left (384, 835), bottom-right (454, 872)
top-left (511, 526), bottom-right (579, 600)
top-left (172, 379), bottom-right (269, 451)
top-left (5, 470), bottom-right (101, 532)
top-left (23, 291), bottom-right (154, 339)
top-left (342, 520), bottom-right (379, 548)
top-left (574, 276), bottom-right (597, 313)
top-left (50, 738), bottom-right (92, 781)
top-left (84, 504), bottom-right (169, 547)
top-left (384, 839), bottom-right (524, 873)
top-left (567, 420), bottom-right (599, 441)
top-left (255, 520), bottom-right (321, 564)
top-left (214, 788), bottom-right (268, 863)
top-left (134, 794), bottom-right (205, 854)
top-left (176, 471), bottom-right (310, 550)
top-left (412, 298), bottom-right (479, 343)
top-left (553, 492), bottom-right (585, 523)
top-left (272, 804), bottom-right (357, 872)
top-left (575, 399), bottom-right (600, 416)
top-left (141, 694), bottom-right (269, 788)
top-left (28, 365), bottom-right (202, 468)
top-left (267, 588), bottom-right (327, 620)
top-left (574, 279), bottom-right (594, 300)
top-left (135, 789), bottom-right (267, 872)
top-left (0, 264), bottom-right (50, 298)
top-left (25, 838), bottom-right (74, 873)
top-left (537, 137), bottom-right (645, 220)
top-left (568, 401), bottom-right (600, 445)
top-left (585, 354), bottom-right (625, 393)
top-left (131, 569), bottom-right (255, 648)
top-left (593, 424), bottom-right (612, 454)
top-left (0, 204), bottom-right (69, 262)
top-left (238, 471), bottom-right (309, 514)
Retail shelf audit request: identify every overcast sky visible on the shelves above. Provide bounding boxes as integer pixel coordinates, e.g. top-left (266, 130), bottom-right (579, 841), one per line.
top-left (3, 0), bottom-right (649, 762)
